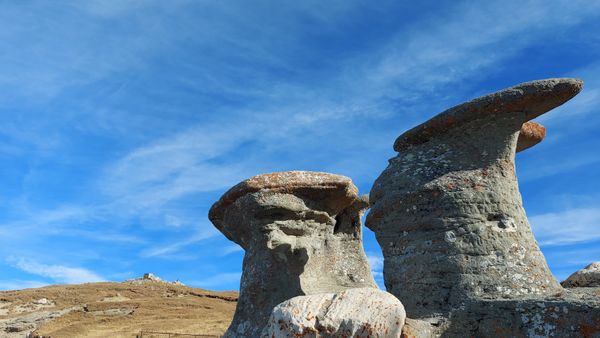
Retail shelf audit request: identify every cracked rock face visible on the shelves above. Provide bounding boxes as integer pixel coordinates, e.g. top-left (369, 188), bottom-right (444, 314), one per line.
top-left (209, 171), bottom-right (376, 338)
top-left (262, 288), bottom-right (406, 338)
top-left (562, 262), bottom-right (600, 288)
top-left (366, 78), bottom-right (583, 317)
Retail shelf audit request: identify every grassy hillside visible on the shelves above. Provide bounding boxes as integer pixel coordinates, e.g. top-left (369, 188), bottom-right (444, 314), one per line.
top-left (0, 277), bottom-right (237, 338)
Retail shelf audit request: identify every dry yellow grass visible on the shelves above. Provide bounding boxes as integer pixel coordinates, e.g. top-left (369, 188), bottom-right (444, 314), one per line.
top-left (0, 280), bottom-right (237, 338)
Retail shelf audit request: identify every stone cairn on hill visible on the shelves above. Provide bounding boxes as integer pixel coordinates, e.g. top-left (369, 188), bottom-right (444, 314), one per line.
top-left (210, 78), bottom-right (600, 337)
top-left (209, 171), bottom-right (401, 337)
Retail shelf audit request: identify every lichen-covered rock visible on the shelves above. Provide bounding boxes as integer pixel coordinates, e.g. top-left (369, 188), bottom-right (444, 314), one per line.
top-left (562, 262), bottom-right (600, 288)
top-left (516, 121), bottom-right (546, 152)
top-left (367, 78), bottom-right (583, 317)
top-left (262, 288), bottom-right (406, 338)
top-left (209, 171), bottom-right (377, 338)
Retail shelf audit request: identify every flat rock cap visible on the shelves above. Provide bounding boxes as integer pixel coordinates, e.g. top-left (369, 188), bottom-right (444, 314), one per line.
top-left (394, 78), bottom-right (583, 151)
top-left (209, 171), bottom-right (359, 229)
top-left (516, 121), bottom-right (546, 153)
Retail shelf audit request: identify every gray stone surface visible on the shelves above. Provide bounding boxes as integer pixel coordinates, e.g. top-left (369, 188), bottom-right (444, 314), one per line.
top-left (367, 78), bottom-right (582, 317)
top-left (562, 262), bottom-right (600, 288)
top-left (209, 171), bottom-right (377, 338)
top-left (366, 78), bottom-right (600, 337)
top-left (262, 288), bottom-right (405, 338)
top-left (440, 290), bottom-right (600, 338)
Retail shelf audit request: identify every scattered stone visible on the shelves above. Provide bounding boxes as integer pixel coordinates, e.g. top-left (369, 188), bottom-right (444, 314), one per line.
top-left (0, 306), bottom-right (83, 338)
top-left (209, 171), bottom-right (377, 337)
top-left (100, 293), bottom-right (131, 302)
top-left (262, 288), bottom-right (405, 338)
top-left (32, 299), bottom-right (50, 306)
top-left (13, 299), bottom-right (55, 314)
top-left (0, 301), bottom-right (11, 316)
top-left (143, 273), bottom-right (161, 281)
top-left (562, 262), bottom-right (600, 288)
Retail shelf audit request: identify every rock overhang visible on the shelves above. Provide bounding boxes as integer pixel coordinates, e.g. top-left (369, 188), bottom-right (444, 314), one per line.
top-left (208, 171), bottom-right (360, 238)
top-left (393, 78), bottom-right (583, 152)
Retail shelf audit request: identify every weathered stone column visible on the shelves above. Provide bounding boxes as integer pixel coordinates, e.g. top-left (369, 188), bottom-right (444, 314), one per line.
top-left (209, 171), bottom-right (377, 337)
top-left (366, 78), bottom-right (583, 317)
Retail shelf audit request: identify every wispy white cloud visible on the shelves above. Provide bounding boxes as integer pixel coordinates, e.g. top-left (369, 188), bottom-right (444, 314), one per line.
top-left (7, 257), bottom-right (104, 284)
top-left (1, 0), bottom-right (599, 289)
top-left (531, 208), bottom-right (600, 246)
top-left (97, 0), bottom-right (600, 217)
top-left (367, 252), bottom-right (384, 272)
top-left (366, 252), bottom-right (384, 287)
top-left (360, 0), bottom-right (600, 103)
top-left (0, 205), bottom-right (90, 239)
top-left (518, 154), bottom-right (600, 182)
top-left (189, 272), bottom-right (242, 289)
top-left (0, 280), bottom-right (49, 291)
top-left (219, 245), bottom-right (243, 256)
top-left (140, 226), bottom-right (219, 258)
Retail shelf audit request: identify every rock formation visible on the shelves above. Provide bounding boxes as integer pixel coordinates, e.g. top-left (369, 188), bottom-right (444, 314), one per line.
top-left (562, 262), bottom-right (600, 288)
top-left (366, 78), bottom-right (600, 337)
top-left (262, 288), bottom-right (405, 338)
top-left (367, 78), bottom-right (582, 316)
top-left (209, 171), bottom-right (377, 337)
top-left (516, 121), bottom-right (545, 152)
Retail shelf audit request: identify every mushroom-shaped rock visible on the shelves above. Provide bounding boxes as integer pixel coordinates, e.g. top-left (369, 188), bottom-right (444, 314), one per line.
top-left (262, 288), bottom-right (406, 338)
top-left (367, 78), bottom-right (583, 317)
top-left (209, 171), bottom-right (377, 338)
top-left (562, 262), bottom-right (600, 288)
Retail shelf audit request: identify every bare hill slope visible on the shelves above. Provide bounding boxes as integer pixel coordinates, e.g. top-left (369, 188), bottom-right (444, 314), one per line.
top-left (0, 276), bottom-right (237, 338)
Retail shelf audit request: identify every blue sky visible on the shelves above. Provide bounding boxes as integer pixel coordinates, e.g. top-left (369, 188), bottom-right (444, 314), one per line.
top-left (1, 0), bottom-right (599, 291)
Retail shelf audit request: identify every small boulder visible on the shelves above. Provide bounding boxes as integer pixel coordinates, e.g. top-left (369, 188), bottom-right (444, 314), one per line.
top-left (262, 288), bottom-right (406, 338)
top-left (562, 262), bottom-right (600, 287)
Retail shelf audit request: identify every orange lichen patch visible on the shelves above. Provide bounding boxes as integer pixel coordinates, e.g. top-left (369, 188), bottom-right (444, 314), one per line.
top-left (209, 171), bottom-right (358, 229)
top-left (516, 121), bottom-right (546, 152)
top-left (393, 78), bottom-right (583, 151)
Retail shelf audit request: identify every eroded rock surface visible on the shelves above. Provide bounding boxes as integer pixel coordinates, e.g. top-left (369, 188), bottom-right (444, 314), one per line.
top-left (262, 288), bottom-right (405, 338)
top-left (367, 79), bottom-right (582, 317)
top-left (562, 262), bottom-right (600, 288)
top-left (366, 78), bottom-right (600, 337)
top-left (209, 171), bottom-right (376, 337)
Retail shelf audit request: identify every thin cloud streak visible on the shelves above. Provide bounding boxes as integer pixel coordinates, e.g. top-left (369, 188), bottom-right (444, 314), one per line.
top-left (189, 272), bottom-right (242, 289)
top-left (140, 226), bottom-right (220, 258)
top-left (0, 280), bottom-right (49, 291)
top-left (531, 208), bottom-right (600, 246)
top-left (7, 257), bottom-right (104, 284)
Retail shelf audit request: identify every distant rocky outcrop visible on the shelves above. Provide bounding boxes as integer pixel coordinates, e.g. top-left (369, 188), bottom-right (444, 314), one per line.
top-left (562, 262), bottom-right (600, 288)
top-left (209, 171), bottom-right (377, 338)
top-left (127, 273), bottom-right (185, 286)
top-left (262, 288), bottom-right (405, 338)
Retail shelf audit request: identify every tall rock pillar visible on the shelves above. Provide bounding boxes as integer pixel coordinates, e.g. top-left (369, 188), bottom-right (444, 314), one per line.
top-left (209, 171), bottom-right (377, 337)
top-left (366, 78), bottom-right (583, 317)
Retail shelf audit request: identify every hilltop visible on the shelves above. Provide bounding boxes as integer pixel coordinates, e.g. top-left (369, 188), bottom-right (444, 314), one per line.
top-left (0, 274), bottom-right (237, 338)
